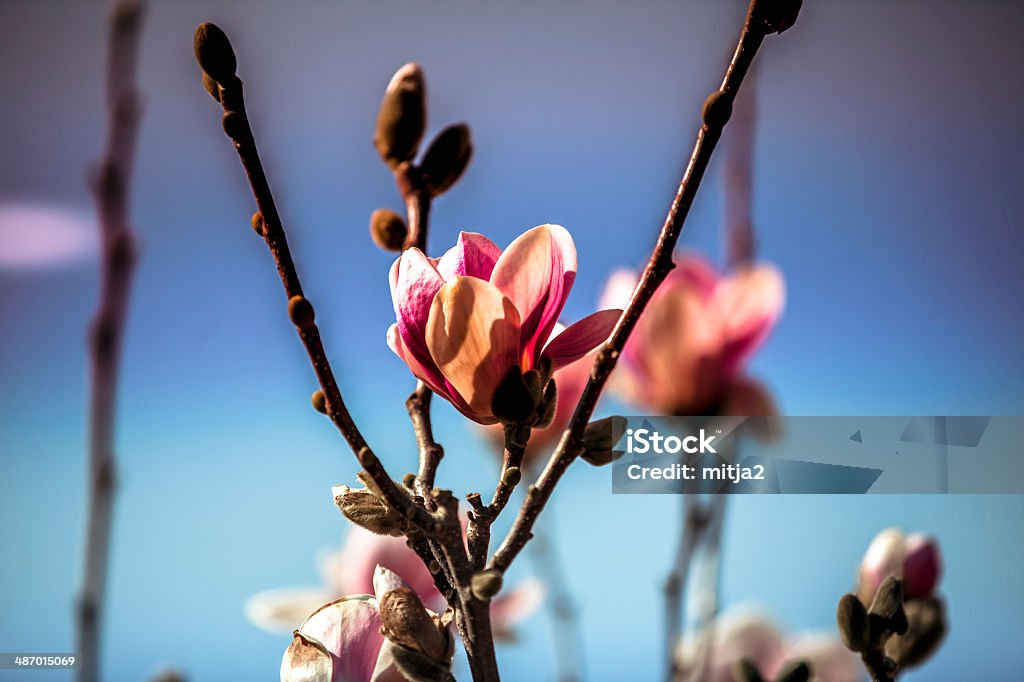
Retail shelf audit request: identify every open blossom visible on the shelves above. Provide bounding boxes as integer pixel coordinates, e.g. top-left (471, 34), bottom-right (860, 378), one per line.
top-left (281, 566), bottom-right (444, 682)
top-left (676, 606), bottom-right (861, 682)
top-left (247, 526), bottom-right (543, 637)
top-left (388, 224), bottom-right (621, 424)
top-left (601, 253), bottom-right (784, 415)
top-left (857, 528), bottom-right (942, 604)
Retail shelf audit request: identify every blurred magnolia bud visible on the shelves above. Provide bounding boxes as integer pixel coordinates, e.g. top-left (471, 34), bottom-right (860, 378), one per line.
top-left (420, 123), bottom-right (473, 196)
top-left (389, 643), bottom-right (454, 682)
top-left (902, 534), bottom-right (942, 600)
top-left (379, 587), bottom-right (449, 662)
top-left (750, 0), bottom-right (802, 34)
top-left (733, 658), bottom-right (764, 682)
top-left (491, 366), bottom-right (540, 425)
top-left (471, 569), bottom-right (503, 601)
top-left (581, 416), bottom-right (627, 466)
top-left (857, 528), bottom-right (907, 604)
top-left (193, 22), bottom-right (237, 84)
top-left (311, 389), bottom-right (327, 414)
top-left (836, 593), bottom-right (870, 652)
top-left (374, 63), bottom-right (426, 168)
top-left (884, 597), bottom-right (947, 669)
top-left (774, 660), bottom-right (810, 682)
top-left (333, 484), bottom-right (404, 536)
top-left (369, 208), bottom-right (408, 252)
top-left (868, 576), bottom-right (908, 636)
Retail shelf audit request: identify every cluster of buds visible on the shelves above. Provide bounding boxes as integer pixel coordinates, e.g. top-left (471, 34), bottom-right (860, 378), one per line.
top-left (836, 529), bottom-right (946, 680)
top-left (369, 63), bottom-right (473, 252)
top-left (281, 566), bottom-right (454, 682)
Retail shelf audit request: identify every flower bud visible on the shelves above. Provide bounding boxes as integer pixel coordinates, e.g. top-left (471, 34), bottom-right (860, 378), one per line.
top-left (288, 295), bottom-right (315, 330)
top-left (534, 378), bottom-right (558, 429)
top-left (902, 534), bottom-right (941, 600)
top-left (581, 416), bottom-right (627, 466)
top-left (836, 593), bottom-right (870, 652)
top-left (775, 660), bottom-right (810, 682)
top-left (193, 22), bottom-right (237, 84)
top-left (374, 63), bottom-right (426, 168)
top-left (389, 643), bottom-right (453, 682)
top-left (369, 208), bottom-right (408, 252)
top-left (378, 587), bottom-right (449, 662)
top-left (749, 0), bottom-right (802, 35)
top-left (857, 528), bottom-right (907, 604)
top-left (491, 366), bottom-right (540, 425)
top-left (471, 569), bottom-right (503, 601)
top-left (868, 576), bottom-right (908, 636)
top-left (702, 90), bottom-right (732, 129)
top-left (311, 389), bottom-right (327, 414)
top-left (884, 597), bottom-right (946, 668)
top-left (732, 658), bottom-right (764, 682)
top-left (420, 123), bottom-right (473, 196)
top-left (333, 485), bottom-right (404, 536)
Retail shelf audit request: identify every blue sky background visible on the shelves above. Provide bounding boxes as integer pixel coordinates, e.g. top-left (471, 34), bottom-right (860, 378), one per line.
top-left (2, 0), bottom-right (1023, 680)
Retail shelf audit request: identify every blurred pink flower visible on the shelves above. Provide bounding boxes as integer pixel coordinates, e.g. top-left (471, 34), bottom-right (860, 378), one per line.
top-left (0, 203), bottom-right (96, 270)
top-left (388, 225), bottom-right (620, 424)
top-left (676, 606), bottom-right (861, 682)
top-left (601, 253), bottom-right (784, 415)
top-left (280, 566), bottom-right (425, 682)
top-left (248, 526), bottom-right (543, 637)
top-left (857, 528), bottom-right (942, 604)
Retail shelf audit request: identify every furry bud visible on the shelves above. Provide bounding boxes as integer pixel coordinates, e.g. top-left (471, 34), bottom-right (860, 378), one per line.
top-left (420, 123), bottom-right (473, 196)
top-left (369, 208), bottom-right (408, 252)
top-left (471, 570), bottom-right (503, 601)
top-left (750, 0), bottom-right (802, 34)
top-left (374, 63), bottom-right (426, 168)
top-left (885, 597), bottom-right (947, 668)
top-left (581, 416), bottom-right (627, 466)
top-left (311, 389), bottom-right (327, 414)
top-left (869, 576), bottom-right (908, 636)
top-left (836, 593), bottom-right (870, 652)
top-left (193, 22), bottom-right (237, 83)
top-left (333, 485), bottom-right (404, 536)
top-left (288, 295), bottom-right (315, 330)
top-left (491, 366), bottom-right (540, 425)
top-left (379, 587), bottom-right (449, 662)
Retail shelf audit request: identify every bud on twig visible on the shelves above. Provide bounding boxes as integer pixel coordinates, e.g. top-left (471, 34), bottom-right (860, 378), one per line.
top-left (420, 123), bottom-right (473, 196)
top-left (311, 389), bottom-right (327, 414)
top-left (369, 208), bottom-right (408, 252)
top-left (333, 485), bottom-right (404, 536)
top-left (374, 63), bottom-right (426, 168)
top-left (379, 588), bottom-right (450, 662)
top-left (885, 597), bottom-right (947, 669)
top-left (471, 569), bottom-right (503, 601)
top-left (581, 416), bottom-right (627, 466)
top-left (491, 366), bottom-right (540, 425)
top-left (749, 0), bottom-right (802, 35)
top-left (288, 295), bottom-right (315, 330)
top-left (869, 575), bottom-right (908, 636)
top-left (534, 378), bottom-right (558, 429)
top-left (836, 593), bottom-right (870, 652)
top-left (193, 22), bottom-right (237, 84)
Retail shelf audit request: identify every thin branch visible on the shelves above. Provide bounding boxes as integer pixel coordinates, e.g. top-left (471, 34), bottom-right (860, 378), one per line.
top-left (78, 4), bottom-right (144, 682)
top-left (467, 426), bottom-right (528, 569)
top-left (490, 0), bottom-right (787, 575)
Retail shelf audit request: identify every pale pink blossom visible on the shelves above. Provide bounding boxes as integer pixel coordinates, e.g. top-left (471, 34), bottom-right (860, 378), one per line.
top-left (676, 606), bottom-right (861, 682)
top-left (248, 527), bottom-right (543, 636)
top-left (857, 528), bottom-right (942, 604)
top-left (388, 225), bottom-right (620, 424)
top-left (601, 253), bottom-right (784, 415)
top-left (0, 203), bottom-right (96, 269)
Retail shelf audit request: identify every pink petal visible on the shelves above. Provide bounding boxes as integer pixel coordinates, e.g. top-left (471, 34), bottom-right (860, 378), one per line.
top-left (903, 534), bottom-right (942, 600)
top-left (324, 529), bottom-right (443, 609)
top-left (436, 232), bottom-right (502, 281)
top-left (490, 224), bottom-right (577, 367)
top-left (295, 596), bottom-right (385, 682)
top-left (599, 269), bottom-right (639, 311)
top-left (671, 252), bottom-right (720, 300)
top-left (542, 309), bottom-right (621, 370)
top-left (372, 566), bottom-right (410, 602)
top-left (857, 528), bottom-right (907, 604)
top-left (426, 276), bottom-right (522, 421)
top-left (715, 264), bottom-right (785, 374)
top-left (391, 249), bottom-right (445, 375)
top-left (490, 578), bottom-right (545, 628)
top-left (246, 586), bottom-right (335, 635)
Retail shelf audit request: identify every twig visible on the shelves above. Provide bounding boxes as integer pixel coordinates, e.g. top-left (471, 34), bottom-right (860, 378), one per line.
top-left (77, 3), bottom-right (144, 681)
top-left (468, 426), bottom-right (528, 569)
top-left (489, 0), bottom-right (797, 576)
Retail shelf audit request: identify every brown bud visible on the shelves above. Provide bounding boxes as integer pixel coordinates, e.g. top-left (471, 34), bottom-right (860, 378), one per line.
top-left (389, 643), bottom-right (453, 682)
top-left (885, 597), bottom-right (947, 669)
top-left (471, 569), bottom-right (503, 600)
top-left (750, 0), bottom-right (802, 35)
top-left (369, 208), bottom-right (408, 252)
top-left (420, 123), bottom-right (473, 196)
top-left (250, 211), bottom-right (264, 236)
top-left (502, 467), bottom-right (522, 487)
top-left (534, 378), bottom-right (558, 429)
top-left (702, 90), bottom-right (732, 129)
top-left (202, 72), bottom-right (221, 103)
top-left (193, 22), bottom-right (237, 84)
top-left (836, 593), bottom-right (870, 652)
top-left (869, 575), bottom-right (908, 636)
top-left (732, 659), bottom-right (764, 682)
top-left (379, 587), bottom-right (449, 662)
top-left (222, 111), bottom-right (245, 141)
top-left (311, 389), bottom-right (327, 414)
top-left (333, 485), bottom-right (404, 536)
top-left (775, 660), bottom-right (810, 682)
top-left (288, 295), bottom-right (315, 330)
top-left (491, 366), bottom-right (539, 425)
top-left (374, 63), bottom-right (426, 168)
top-left (581, 416), bottom-right (627, 466)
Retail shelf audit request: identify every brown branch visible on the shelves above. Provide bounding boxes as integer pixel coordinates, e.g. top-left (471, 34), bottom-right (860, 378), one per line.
top-left (197, 34), bottom-right (435, 536)
top-left (489, 0), bottom-right (797, 576)
top-left (78, 3), bottom-right (144, 681)
top-left (723, 61), bottom-right (758, 269)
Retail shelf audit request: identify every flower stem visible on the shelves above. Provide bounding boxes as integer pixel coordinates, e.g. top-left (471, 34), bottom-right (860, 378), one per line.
top-left (78, 3), bottom-right (143, 680)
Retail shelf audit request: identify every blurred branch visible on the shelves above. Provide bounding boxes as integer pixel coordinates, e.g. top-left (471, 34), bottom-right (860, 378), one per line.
top-left (78, 2), bottom-right (144, 681)
top-left (529, 516), bottom-right (585, 682)
top-left (489, 0), bottom-right (800, 578)
top-left (723, 61), bottom-right (758, 269)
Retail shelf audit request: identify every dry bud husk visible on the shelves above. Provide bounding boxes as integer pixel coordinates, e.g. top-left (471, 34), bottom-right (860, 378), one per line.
top-left (280, 632), bottom-right (333, 682)
top-left (389, 642), bottom-right (455, 682)
top-left (581, 416), bottom-right (627, 466)
top-left (370, 208), bottom-right (408, 252)
top-left (884, 597), bottom-right (947, 668)
top-left (333, 485), bottom-right (404, 536)
top-left (420, 123), bottom-right (473, 196)
top-left (374, 63), bottom-right (426, 168)
top-left (869, 575), bottom-right (908, 636)
top-left (836, 593), bottom-right (870, 652)
top-left (378, 587), bottom-right (449, 662)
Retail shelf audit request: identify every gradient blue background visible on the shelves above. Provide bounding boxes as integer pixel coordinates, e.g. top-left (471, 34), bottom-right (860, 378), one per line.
top-left (2, 1), bottom-right (1023, 680)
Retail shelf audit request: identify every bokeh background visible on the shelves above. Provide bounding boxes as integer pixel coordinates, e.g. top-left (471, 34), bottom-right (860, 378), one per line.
top-left (2, 0), bottom-right (1023, 679)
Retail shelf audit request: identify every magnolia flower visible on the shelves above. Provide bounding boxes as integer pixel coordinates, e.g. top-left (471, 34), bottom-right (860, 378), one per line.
top-left (676, 606), bottom-right (861, 682)
top-left (388, 224), bottom-right (621, 424)
top-left (0, 203), bottom-right (96, 270)
top-left (248, 526), bottom-right (544, 638)
top-left (857, 528), bottom-right (942, 604)
top-left (601, 253), bottom-right (784, 415)
top-left (281, 566), bottom-right (449, 682)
